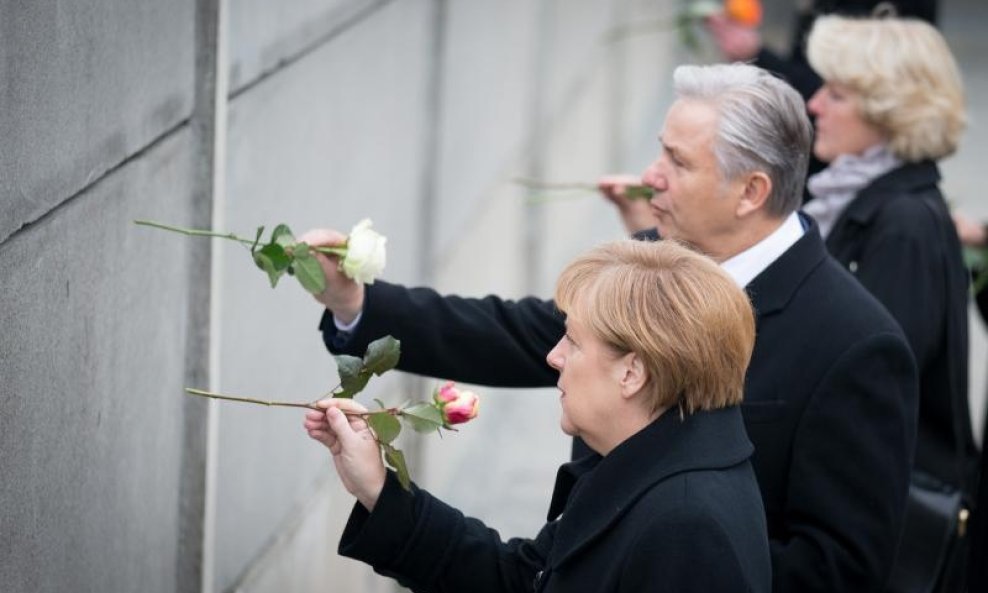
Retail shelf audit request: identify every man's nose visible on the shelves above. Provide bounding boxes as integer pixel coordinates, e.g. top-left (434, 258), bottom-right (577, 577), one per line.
top-left (642, 162), bottom-right (666, 191)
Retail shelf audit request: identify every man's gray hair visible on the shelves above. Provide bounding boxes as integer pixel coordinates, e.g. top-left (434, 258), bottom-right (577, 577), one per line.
top-left (673, 63), bottom-right (812, 216)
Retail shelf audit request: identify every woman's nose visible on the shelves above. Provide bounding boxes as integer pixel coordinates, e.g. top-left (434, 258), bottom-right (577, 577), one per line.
top-left (546, 341), bottom-right (564, 370)
top-left (807, 89), bottom-right (824, 115)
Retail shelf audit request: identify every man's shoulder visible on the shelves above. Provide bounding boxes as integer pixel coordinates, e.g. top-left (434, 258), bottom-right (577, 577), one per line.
top-left (757, 242), bottom-right (906, 350)
top-left (790, 253), bottom-right (903, 336)
top-left (751, 225), bottom-right (903, 339)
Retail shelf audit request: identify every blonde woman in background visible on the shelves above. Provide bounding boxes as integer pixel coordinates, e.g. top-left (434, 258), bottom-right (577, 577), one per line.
top-left (804, 15), bottom-right (977, 592)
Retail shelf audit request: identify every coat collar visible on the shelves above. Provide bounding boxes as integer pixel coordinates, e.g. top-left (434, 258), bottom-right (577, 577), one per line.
top-left (744, 213), bottom-right (828, 317)
top-left (545, 406), bottom-right (753, 568)
top-left (642, 216), bottom-right (827, 318)
top-left (835, 160), bottom-right (940, 227)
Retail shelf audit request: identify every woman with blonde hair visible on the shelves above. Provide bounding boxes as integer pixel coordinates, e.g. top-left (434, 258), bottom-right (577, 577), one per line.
top-left (804, 15), bottom-right (977, 591)
top-left (303, 240), bottom-right (770, 592)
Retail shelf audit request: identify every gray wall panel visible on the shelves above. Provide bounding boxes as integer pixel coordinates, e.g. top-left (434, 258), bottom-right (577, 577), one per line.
top-left (215, 1), bottom-right (431, 589)
top-left (0, 130), bottom-right (196, 593)
top-left (228, 0), bottom-right (387, 92)
top-left (0, 0), bottom-right (195, 244)
top-left (433, 1), bottom-right (541, 258)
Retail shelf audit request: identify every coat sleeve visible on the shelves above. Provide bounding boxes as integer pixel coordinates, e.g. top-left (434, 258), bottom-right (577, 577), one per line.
top-left (339, 472), bottom-right (550, 593)
top-left (319, 280), bottom-right (563, 387)
top-left (771, 332), bottom-right (918, 592)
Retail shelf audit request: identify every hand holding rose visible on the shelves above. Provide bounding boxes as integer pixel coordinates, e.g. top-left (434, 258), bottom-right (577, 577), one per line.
top-left (304, 381), bottom-right (480, 499)
top-left (299, 219), bottom-right (387, 324)
top-left (305, 398), bottom-right (387, 511)
top-left (598, 174), bottom-right (657, 235)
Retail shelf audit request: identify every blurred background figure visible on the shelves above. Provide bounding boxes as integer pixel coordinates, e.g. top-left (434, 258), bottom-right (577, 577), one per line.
top-left (803, 15), bottom-right (976, 592)
top-left (706, 0), bottom-right (937, 100)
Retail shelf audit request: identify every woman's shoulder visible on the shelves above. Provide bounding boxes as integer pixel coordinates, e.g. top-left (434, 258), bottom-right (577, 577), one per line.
top-left (635, 462), bottom-right (764, 530)
top-left (864, 179), bottom-right (951, 241)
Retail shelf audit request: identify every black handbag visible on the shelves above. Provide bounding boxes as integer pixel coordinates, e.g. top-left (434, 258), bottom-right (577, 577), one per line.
top-left (886, 471), bottom-right (969, 593)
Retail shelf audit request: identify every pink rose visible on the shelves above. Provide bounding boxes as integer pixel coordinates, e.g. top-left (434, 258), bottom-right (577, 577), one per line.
top-left (433, 382), bottom-right (480, 425)
top-left (435, 381), bottom-right (459, 404)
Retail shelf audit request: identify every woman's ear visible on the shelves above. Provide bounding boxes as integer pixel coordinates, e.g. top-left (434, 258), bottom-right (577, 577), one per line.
top-left (619, 353), bottom-right (649, 399)
top-left (735, 172), bottom-right (772, 218)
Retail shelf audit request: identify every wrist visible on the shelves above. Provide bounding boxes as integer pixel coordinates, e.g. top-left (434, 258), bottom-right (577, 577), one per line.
top-left (326, 285), bottom-right (365, 324)
top-left (356, 469), bottom-right (386, 512)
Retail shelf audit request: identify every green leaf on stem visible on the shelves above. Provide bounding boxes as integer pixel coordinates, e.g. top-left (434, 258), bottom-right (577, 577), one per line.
top-left (333, 354), bottom-right (370, 398)
top-left (253, 252), bottom-right (280, 287)
top-left (381, 443), bottom-right (411, 491)
top-left (271, 224), bottom-right (295, 247)
top-left (401, 403), bottom-right (444, 434)
top-left (367, 411), bottom-right (401, 445)
top-left (292, 244), bottom-right (327, 294)
top-left (363, 336), bottom-right (401, 376)
top-left (624, 185), bottom-right (655, 201)
top-left (253, 243), bottom-right (292, 287)
top-left (251, 226), bottom-right (265, 253)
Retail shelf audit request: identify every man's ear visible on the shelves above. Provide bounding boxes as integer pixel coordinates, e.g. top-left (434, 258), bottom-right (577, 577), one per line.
top-left (619, 353), bottom-right (649, 399)
top-left (735, 172), bottom-right (772, 218)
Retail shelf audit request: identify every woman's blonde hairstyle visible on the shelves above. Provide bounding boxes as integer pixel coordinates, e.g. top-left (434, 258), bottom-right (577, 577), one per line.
top-left (806, 15), bottom-right (965, 162)
top-left (554, 240), bottom-right (755, 415)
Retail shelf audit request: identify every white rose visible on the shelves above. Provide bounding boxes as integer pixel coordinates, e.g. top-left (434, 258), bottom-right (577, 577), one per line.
top-left (341, 219), bottom-right (387, 284)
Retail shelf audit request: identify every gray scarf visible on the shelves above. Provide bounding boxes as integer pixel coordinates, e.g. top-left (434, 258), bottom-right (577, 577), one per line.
top-left (805, 144), bottom-right (902, 237)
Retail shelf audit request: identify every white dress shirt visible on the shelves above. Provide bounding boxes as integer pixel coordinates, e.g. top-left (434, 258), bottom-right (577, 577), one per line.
top-left (720, 212), bottom-right (804, 288)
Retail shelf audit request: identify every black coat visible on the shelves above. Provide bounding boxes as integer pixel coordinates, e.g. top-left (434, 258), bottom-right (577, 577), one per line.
top-left (339, 407), bottom-right (771, 593)
top-left (322, 218), bottom-right (919, 592)
top-left (823, 161), bottom-right (977, 489)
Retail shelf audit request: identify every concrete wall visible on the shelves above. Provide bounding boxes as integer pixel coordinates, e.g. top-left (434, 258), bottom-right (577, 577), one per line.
top-left (3, 1), bottom-right (986, 593)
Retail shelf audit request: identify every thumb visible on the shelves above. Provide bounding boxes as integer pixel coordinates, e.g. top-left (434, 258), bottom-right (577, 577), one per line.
top-left (298, 229), bottom-right (347, 249)
top-left (325, 407), bottom-right (360, 448)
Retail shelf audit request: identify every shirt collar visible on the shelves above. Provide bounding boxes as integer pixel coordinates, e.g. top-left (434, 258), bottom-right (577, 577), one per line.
top-left (720, 212), bottom-right (804, 288)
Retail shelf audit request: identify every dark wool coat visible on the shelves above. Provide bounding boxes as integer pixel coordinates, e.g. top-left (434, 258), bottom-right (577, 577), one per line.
top-left (824, 161), bottom-right (977, 489)
top-left (322, 218), bottom-right (918, 592)
top-left (339, 407), bottom-right (771, 593)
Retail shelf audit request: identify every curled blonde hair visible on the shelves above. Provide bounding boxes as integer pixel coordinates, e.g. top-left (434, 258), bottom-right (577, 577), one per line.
top-left (806, 15), bottom-right (965, 162)
top-left (554, 240), bottom-right (755, 415)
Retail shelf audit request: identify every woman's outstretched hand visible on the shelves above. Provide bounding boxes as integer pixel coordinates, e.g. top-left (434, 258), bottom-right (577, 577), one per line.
top-left (304, 398), bottom-right (387, 511)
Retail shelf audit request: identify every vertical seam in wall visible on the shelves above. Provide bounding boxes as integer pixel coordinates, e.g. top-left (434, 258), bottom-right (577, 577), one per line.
top-left (417, 0), bottom-right (445, 284)
top-left (522, 0), bottom-right (554, 294)
top-left (203, 0), bottom-right (229, 590)
top-left (176, 1), bottom-right (229, 593)
top-left (607, 1), bottom-right (628, 171)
